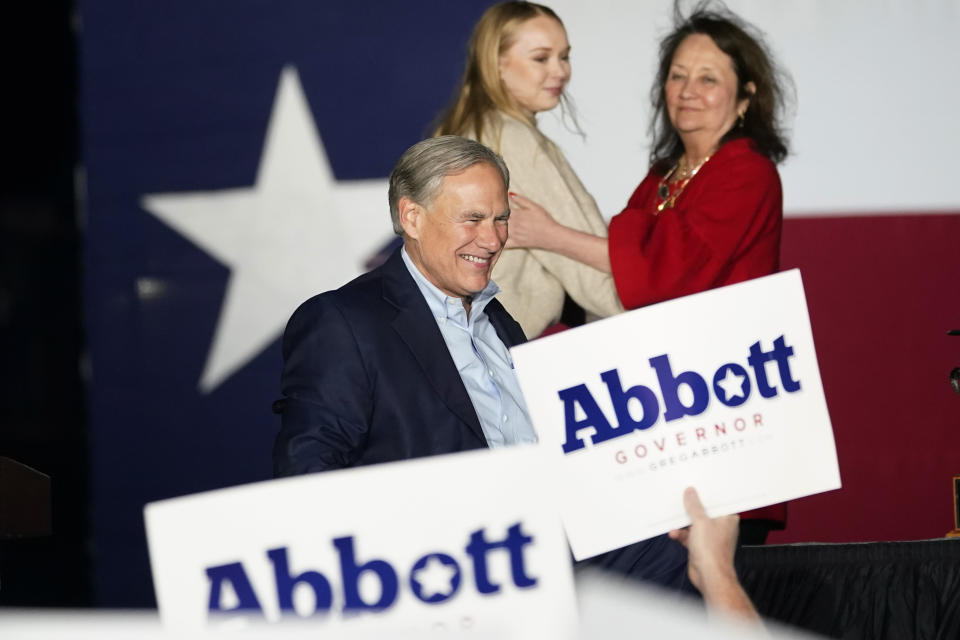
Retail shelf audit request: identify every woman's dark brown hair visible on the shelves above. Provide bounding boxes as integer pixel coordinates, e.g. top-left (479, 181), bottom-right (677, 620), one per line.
top-left (649, 2), bottom-right (793, 170)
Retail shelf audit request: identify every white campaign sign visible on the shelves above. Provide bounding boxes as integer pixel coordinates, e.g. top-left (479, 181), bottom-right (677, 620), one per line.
top-left (510, 270), bottom-right (840, 560)
top-left (145, 446), bottom-right (577, 638)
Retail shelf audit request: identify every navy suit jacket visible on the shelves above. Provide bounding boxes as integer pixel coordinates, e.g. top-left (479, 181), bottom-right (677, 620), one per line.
top-left (273, 248), bottom-right (526, 475)
top-left (272, 247), bottom-right (692, 593)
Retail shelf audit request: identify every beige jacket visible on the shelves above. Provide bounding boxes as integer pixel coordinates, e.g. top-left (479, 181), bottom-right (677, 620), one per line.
top-left (475, 112), bottom-right (623, 338)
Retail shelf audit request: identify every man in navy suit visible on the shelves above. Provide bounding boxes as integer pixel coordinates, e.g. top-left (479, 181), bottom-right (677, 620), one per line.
top-left (273, 136), bottom-right (529, 474)
top-left (271, 137), bottom-right (760, 619)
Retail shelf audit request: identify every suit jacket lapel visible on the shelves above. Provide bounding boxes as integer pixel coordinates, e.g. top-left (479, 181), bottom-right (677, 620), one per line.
top-left (381, 250), bottom-right (486, 444)
top-left (485, 298), bottom-right (527, 348)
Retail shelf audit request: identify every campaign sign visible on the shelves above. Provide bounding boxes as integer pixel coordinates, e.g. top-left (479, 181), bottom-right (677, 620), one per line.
top-left (144, 446), bottom-right (576, 637)
top-left (510, 270), bottom-right (840, 560)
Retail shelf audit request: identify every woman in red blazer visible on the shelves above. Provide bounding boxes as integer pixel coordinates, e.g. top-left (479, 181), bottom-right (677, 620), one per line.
top-left (507, 6), bottom-right (793, 543)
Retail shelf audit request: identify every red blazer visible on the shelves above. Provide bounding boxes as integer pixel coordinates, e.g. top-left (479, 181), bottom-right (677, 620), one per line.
top-left (609, 137), bottom-right (782, 310)
top-left (609, 138), bottom-right (786, 526)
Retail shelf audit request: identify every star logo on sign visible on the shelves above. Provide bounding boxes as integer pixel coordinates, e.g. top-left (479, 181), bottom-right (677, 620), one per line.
top-left (410, 555), bottom-right (461, 603)
top-left (142, 66), bottom-right (392, 392)
top-left (715, 367), bottom-right (748, 403)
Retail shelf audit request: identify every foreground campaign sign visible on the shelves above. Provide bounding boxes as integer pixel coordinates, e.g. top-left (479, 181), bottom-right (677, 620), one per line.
top-left (3, 576), bottom-right (814, 640)
top-left (3, 577), bottom-right (818, 640)
top-left (145, 447), bottom-right (576, 638)
top-left (511, 270), bottom-right (841, 560)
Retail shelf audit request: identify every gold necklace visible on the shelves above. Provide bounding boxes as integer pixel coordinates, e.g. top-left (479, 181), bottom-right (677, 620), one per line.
top-left (655, 152), bottom-right (713, 214)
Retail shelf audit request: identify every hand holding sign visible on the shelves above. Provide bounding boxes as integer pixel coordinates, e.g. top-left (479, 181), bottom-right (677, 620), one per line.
top-left (668, 487), bottom-right (759, 623)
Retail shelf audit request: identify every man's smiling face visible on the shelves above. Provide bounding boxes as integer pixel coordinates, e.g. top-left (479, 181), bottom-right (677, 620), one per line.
top-left (400, 162), bottom-right (509, 309)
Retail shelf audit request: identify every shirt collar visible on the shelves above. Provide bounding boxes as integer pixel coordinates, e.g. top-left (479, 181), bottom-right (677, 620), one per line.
top-left (400, 246), bottom-right (500, 322)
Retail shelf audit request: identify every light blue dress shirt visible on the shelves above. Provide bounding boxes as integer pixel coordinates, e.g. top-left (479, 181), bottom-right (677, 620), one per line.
top-left (401, 248), bottom-right (537, 448)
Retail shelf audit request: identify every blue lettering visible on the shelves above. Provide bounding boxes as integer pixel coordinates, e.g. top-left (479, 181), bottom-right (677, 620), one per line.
top-left (334, 535), bottom-right (398, 611)
top-left (268, 546), bottom-right (332, 615)
top-left (465, 523), bottom-right (537, 594)
top-left (203, 521), bottom-right (540, 622)
top-left (409, 553), bottom-right (461, 604)
top-left (556, 336), bottom-right (803, 453)
top-left (206, 562), bottom-right (263, 614)
top-left (747, 340), bottom-right (778, 398)
top-left (649, 354), bottom-right (709, 420)
top-left (558, 383), bottom-right (615, 453)
top-left (712, 363), bottom-right (751, 407)
top-left (602, 368), bottom-right (660, 433)
top-left (772, 335), bottom-right (802, 392)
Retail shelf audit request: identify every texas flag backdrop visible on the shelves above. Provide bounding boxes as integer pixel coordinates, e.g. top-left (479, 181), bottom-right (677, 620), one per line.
top-left (80, 1), bottom-right (960, 606)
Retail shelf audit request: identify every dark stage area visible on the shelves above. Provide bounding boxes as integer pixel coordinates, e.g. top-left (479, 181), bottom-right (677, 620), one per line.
top-left (0, 0), bottom-right (91, 607)
top-left (738, 539), bottom-right (960, 639)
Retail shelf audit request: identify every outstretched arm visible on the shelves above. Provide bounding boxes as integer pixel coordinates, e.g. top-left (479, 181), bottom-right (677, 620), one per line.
top-left (507, 192), bottom-right (612, 274)
top-left (490, 119), bottom-right (622, 325)
top-left (668, 487), bottom-right (761, 624)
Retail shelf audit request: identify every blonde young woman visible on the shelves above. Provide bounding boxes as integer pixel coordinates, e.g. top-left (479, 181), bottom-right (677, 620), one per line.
top-left (435, 1), bottom-right (622, 339)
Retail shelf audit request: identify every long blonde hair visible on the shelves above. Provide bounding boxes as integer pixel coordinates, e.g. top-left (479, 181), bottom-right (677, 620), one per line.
top-left (434, 2), bottom-right (565, 143)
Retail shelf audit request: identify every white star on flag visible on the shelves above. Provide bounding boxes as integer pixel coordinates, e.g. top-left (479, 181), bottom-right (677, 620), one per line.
top-left (142, 66), bottom-right (392, 392)
top-left (715, 368), bottom-right (748, 403)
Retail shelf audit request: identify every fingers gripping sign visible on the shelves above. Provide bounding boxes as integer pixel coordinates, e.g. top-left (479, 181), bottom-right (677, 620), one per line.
top-left (668, 487), bottom-right (761, 624)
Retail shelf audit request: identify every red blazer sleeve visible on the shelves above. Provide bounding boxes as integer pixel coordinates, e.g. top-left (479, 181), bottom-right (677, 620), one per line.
top-left (608, 139), bottom-right (782, 309)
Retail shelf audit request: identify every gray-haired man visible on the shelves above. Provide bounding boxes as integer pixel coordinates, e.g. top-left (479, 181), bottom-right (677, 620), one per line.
top-left (273, 137), bottom-right (759, 619)
top-left (274, 136), bottom-right (531, 472)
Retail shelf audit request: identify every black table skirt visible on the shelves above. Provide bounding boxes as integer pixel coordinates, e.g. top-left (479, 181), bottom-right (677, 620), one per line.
top-left (736, 539), bottom-right (960, 640)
